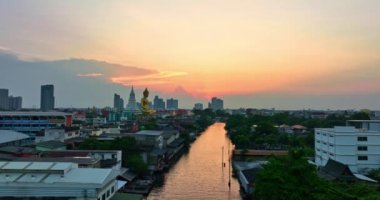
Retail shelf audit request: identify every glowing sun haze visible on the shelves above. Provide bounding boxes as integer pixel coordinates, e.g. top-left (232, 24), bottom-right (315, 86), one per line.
top-left (1, 0), bottom-right (380, 109)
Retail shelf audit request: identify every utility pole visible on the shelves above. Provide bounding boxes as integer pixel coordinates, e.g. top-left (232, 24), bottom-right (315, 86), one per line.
top-left (228, 142), bottom-right (231, 190)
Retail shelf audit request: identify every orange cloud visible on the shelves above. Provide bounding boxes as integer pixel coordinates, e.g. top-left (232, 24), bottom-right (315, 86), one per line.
top-left (77, 73), bottom-right (103, 77)
top-left (110, 71), bottom-right (188, 91)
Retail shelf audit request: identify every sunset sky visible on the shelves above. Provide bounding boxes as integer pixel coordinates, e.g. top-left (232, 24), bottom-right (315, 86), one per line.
top-left (1, 0), bottom-right (380, 109)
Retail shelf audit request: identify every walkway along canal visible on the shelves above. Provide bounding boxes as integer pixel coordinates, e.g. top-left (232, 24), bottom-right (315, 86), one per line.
top-left (148, 123), bottom-right (242, 200)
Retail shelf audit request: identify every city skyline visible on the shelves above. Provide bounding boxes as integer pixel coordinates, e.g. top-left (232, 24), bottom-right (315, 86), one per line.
top-left (1, 1), bottom-right (380, 109)
top-left (0, 2), bottom-right (380, 199)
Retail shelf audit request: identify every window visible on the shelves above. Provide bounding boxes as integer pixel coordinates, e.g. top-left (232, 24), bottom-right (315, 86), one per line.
top-left (358, 146), bottom-right (368, 151)
top-left (358, 156), bottom-right (368, 161)
top-left (102, 194), bottom-right (105, 200)
top-left (317, 132), bottom-right (320, 135)
top-left (111, 186), bottom-right (115, 193)
top-left (358, 136), bottom-right (367, 141)
top-left (107, 190), bottom-right (110, 197)
top-left (329, 135), bottom-right (334, 138)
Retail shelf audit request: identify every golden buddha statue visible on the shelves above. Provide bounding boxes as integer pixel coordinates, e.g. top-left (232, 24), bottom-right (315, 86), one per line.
top-left (141, 88), bottom-right (155, 114)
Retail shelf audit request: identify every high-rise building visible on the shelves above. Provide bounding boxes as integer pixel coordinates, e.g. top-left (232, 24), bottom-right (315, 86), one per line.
top-left (0, 89), bottom-right (9, 110)
top-left (40, 84), bottom-right (55, 111)
top-left (153, 96), bottom-right (165, 110)
top-left (208, 97), bottom-right (224, 111)
top-left (120, 98), bottom-right (124, 111)
top-left (166, 98), bottom-right (178, 110)
top-left (113, 93), bottom-right (124, 111)
top-left (194, 103), bottom-right (203, 110)
top-left (126, 86), bottom-right (140, 112)
top-left (8, 96), bottom-right (22, 110)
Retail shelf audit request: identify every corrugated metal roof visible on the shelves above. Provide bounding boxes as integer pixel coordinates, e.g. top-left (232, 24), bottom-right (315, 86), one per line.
top-left (0, 161), bottom-right (116, 186)
top-left (58, 168), bottom-right (112, 184)
top-left (50, 162), bottom-right (74, 171)
top-left (0, 130), bottom-right (30, 144)
top-left (2, 162), bottom-right (31, 170)
top-left (27, 162), bottom-right (54, 170)
top-left (135, 130), bottom-right (163, 136)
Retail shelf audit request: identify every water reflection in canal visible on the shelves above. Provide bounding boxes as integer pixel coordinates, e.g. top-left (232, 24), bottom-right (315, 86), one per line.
top-left (148, 123), bottom-right (242, 200)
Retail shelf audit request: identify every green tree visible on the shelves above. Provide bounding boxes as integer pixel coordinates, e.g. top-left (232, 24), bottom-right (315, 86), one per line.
top-left (367, 168), bottom-right (380, 182)
top-left (254, 149), bottom-right (354, 200)
top-left (126, 154), bottom-right (148, 175)
top-left (79, 137), bottom-right (149, 174)
top-left (350, 112), bottom-right (370, 120)
top-left (255, 122), bottom-right (278, 135)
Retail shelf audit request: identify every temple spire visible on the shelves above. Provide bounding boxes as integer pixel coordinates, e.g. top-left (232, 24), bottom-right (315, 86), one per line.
top-left (126, 85), bottom-right (140, 112)
top-left (131, 85), bottom-right (135, 95)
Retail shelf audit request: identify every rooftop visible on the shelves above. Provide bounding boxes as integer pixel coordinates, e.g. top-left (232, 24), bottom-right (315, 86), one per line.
top-left (135, 130), bottom-right (163, 136)
top-left (0, 130), bottom-right (30, 144)
top-left (318, 159), bottom-right (355, 181)
top-left (316, 126), bottom-right (380, 133)
top-left (0, 146), bottom-right (36, 154)
top-left (111, 193), bottom-right (143, 200)
top-left (0, 111), bottom-right (72, 117)
top-left (36, 140), bottom-right (66, 149)
top-left (317, 159), bottom-right (377, 183)
top-left (347, 120), bottom-right (380, 123)
top-left (0, 161), bottom-right (116, 187)
top-left (41, 150), bottom-right (121, 159)
top-left (16, 157), bottom-right (100, 165)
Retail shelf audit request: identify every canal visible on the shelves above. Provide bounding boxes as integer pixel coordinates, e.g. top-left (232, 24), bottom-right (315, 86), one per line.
top-left (148, 123), bottom-right (242, 200)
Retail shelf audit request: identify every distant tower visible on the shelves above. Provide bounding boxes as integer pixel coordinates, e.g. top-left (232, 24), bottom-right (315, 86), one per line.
top-left (0, 89), bottom-right (9, 110)
top-left (194, 103), bottom-right (203, 110)
top-left (40, 84), bottom-right (55, 111)
top-left (126, 86), bottom-right (140, 112)
top-left (166, 98), bottom-right (178, 110)
top-left (8, 96), bottom-right (22, 110)
top-left (209, 97), bottom-right (223, 111)
top-left (114, 93), bottom-right (124, 111)
top-left (153, 95), bottom-right (165, 110)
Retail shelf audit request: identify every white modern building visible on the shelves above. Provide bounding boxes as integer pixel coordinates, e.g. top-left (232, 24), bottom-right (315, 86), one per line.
top-left (315, 120), bottom-right (380, 173)
top-left (0, 161), bottom-right (123, 200)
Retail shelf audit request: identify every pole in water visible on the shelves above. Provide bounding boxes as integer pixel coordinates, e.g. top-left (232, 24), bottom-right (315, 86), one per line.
top-left (222, 146), bottom-right (224, 167)
top-left (228, 142), bottom-right (231, 190)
